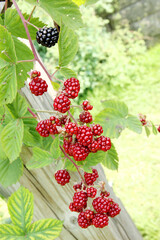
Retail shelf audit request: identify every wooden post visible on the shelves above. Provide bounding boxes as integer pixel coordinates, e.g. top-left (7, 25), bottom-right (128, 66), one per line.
top-left (0, 49), bottom-right (143, 240)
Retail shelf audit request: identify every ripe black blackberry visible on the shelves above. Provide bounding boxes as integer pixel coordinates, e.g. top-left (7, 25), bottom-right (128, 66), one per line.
top-left (36, 27), bottom-right (59, 48)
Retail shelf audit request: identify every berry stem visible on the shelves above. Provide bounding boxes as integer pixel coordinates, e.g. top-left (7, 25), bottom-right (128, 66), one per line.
top-left (25, 20), bottom-right (39, 30)
top-left (35, 109), bottom-right (62, 116)
top-left (27, 107), bottom-right (38, 119)
top-left (70, 105), bottom-right (83, 109)
top-left (5, 0), bottom-right (8, 11)
top-left (68, 110), bottom-right (78, 126)
top-left (17, 59), bottom-right (35, 63)
top-left (21, 116), bottom-right (37, 119)
top-left (51, 69), bottom-right (58, 77)
top-left (27, 5), bottom-right (36, 22)
top-left (60, 146), bottom-right (86, 186)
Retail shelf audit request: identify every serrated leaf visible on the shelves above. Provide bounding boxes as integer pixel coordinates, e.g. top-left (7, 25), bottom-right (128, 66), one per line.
top-left (51, 82), bottom-right (60, 91)
top-left (0, 65), bottom-right (17, 105)
top-left (64, 158), bottom-right (77, 171)
top-left (82, 165), bottom-right (92, 173)
top-left (145, 126), bottom-right (151, 137)
top-left (102, 144), bottom-right (119, 170)
top-left (27, 219), bottom-right (63, 240)
top-left (151, 122), bottom-right (158, 135)
top-left (58, 22), bottom-right (78, 67)
top-left (39, 0), bottom-right (83, 30)
top-left (0, 224), bottom-right (24, 239)
top-left (1, 119), bottom-right (24, 162)
top-left (0, 157), bottom-right (23, 188)
top-left (5, 9), bottom-right (45, 40)
top-left (94, 108), bottom-right (126, 138)
top-left (40, 135), bottom-right (54, 151)
top-left (0, 58), bottom-right (10, 69)
top-left (101, 100), bottom-right (128, 117)
top-left (0, 25), bottom-right (17, 63)
top-left (60, 67), bottom-right (77, 78)
top-left (8, 186), bottom-right (33, 232)
top-left (23, 126), bottom-right (42, 147)
top-left (6, 93), bottom-right (28, 118)
top-left (126, 114), bottom-right (142, 134)
top-left (0, 125), bottom-right (6, 160)
top-left (72, 0), bottom-right (86, 5)
top-left (26, 147), bottom-right (54, 169)
top-left (84, 151), bottom-right (106, 167)
top-left (50, 136), bottom-right (61, 159)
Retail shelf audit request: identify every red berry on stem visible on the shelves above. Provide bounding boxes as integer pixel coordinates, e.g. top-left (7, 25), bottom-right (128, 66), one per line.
top-left (54, 169), bottom-right (70, 186)
top-left (86, 187), bottom-right (97, 198)
top-left (73, 183), bottom-right (82, 191)
top-left (73, 143), bottom-right (89, 161)
top-left (73, 191), bottom-right (88, 209)
top-left (84, 169), bottom-right (99, 186)
top-left (82, 100), bottom-right (93, 111)
top-left (157, 125), bottom-right (160, 133)
top-left (69, 203), bottom-right (83, 212)
top-left (59, 115), bottom-right (71, 125)
top-left (36, 120), bottom-right (49, 137)
top-left (107, 202), bottom-right (121, 217)
top-left (65, 122), bottom-right (78, 135)
top-left (84, 210), bottom-right (95, 220)
top-left (88, 140), bottom-right (99, 152)
top-left (29, 78), bottom-right (48, 96)
top-left (78, 212), bottom-right (92, 228)
top-left (76, 126), bottom-right (93, 147)
top-left (53, 94), bottom-right (71, 113)
top-left (97, 136), bottom-right (111, 151)
top-left (92, 197), bottom-right (114, 214)
top-left (100, 190), bottom-right (110, 198)
top-left (92, 213), bottom-right (109, 228)
top-left (79, 111), bottom-right (93, 123)
top-left (30, 70), bottom-right (41, 79)
top-left (64, 78), bottom-right (80, 99)
top-left (92, 124), bottom-right (103, 136)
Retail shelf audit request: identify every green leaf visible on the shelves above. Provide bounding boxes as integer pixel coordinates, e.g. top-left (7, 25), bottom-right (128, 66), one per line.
top-left (151, 122), bottom-right (158, 135)
top-left (26, 147), bottom-right (54, 169)
top-left (0, 25), bottom-right (17, 63)
top-left (1, 119), bottom-right (24, 162)
top-left (145, 126), bottom-right (151, 137)
top-left (50, 136), bottom-right (61, 159)
top-left (8, 186), bottom-right (33, 232)
top-left (83, 151), bottom-right (106, 167)
top-left (0, 17), bottom-right (3, 25)
top-left (23, 126), bottom-right (42, 147)
top-left (0, 65), bottom-right (17, 105)
top-left (72, 0), bottom-right (86, 6)
top-left (0, 58), bottom-right (10, 69)
top-left (58, 22), bottom-right (78, 67)
top-left (0, 224), bottom-right (24, 239)
top-left (126, 115), bottom-right (142, 134)
top-left (85, 0), bottom-right (98, 5)
top-left (13, 37), bottom-right (34, 89)
top-left (102, 144), bottom-right (119, 170)
top-left (27, 219), bottom-right (63, 240)
top-left (59, 67), bottom-right (77, 78)
top-left (94, 108), bottom-right (126, 138)
top-left (6, 93), bottom-right (28, 118)
top-left (64, 158), bottom-right (77, 171)
top-left (51, 82), bottom-right (60, 91)
top-left (39, 0), bottom-right (83, 30)
top-left (5, 9), bottom-right (45, 40)
top-left (82, 165), bottom-right (92, 173)
top-left (101, 100), bottom-right (128, 117)
top-left (0, 157), bottom-right (23, 188)
top-left (0, 125), bottom-right (6, 160)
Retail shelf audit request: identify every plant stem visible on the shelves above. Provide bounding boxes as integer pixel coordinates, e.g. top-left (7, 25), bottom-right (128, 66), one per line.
top-left (5, 0), bottom-right (8, 11)
top-left (68, 110), bottom-right (78, 126)
top-left (27, 5), bottom-right (36, 22)
top-left (17, 59), bottom-right (35, 63)
top-left (60, 146), bottom-right (86, 186)
top-left (27, 107), bottom-right (38, 119)
top-left (25, 20), bottom-right (39, 30)
top-left (21, 116), bottom-right (37, 119)
top-left (35, 109), bottom-right (60, 114)
top-left (51, 69), bottom-right (58, 77)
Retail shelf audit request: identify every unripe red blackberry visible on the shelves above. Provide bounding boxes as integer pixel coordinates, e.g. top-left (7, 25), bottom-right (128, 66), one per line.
top-left (29, 78), bottom-right (48, 96)
top-left (92, 213), bottom-right (109, 228)
top-left (36, 120), bottom-right (49, 137)
top-left (97, 136), bottom-right (111, 151)
top-left (84, 169), bottom-right (99, 186)
top-left (73, 191), bottom-right (88, 209)
top-left (36, 27), bottom-right (59, 48)
top-left (92, 197), bottom-right (114, 214)
top-left (64, 78), bottom-right (80, 99)
top-left (65, 122), bottom-right (78, 135)
top-left (54, 169), bottom-right (70, 186)
top-left (73, 143), bottom-right (89, 161)
top-left (84, 210), bottom-right (95, 220)
top-left (107, 202), bottom-right (121, 217)
top-left (30, 70), bottom-right (41, 79)
top-left (46, 116), bottom-right (62, 135)
top-left (59, 115), bottom-right (71, 125)
top-left (53, 94), bottom-right (71, 113)
top-left (86, 187), bottom-right (97, 198)
top-left (78, 212), bottom-right (92, 228)
top-left (73, 183), bottom-right (82, 191)
top-left (88, 140), bottom-right (99, 153)
top-left (79, 111), bottom-right (92, 123)
top-left (82, 100), bottom-right (93, 111)
top-left (92, 124), bottom-right (103, 136)
top-left (63, 139), bottom-right (71, 155)
top-left (100, 190), bottom-right (110, 198)
top-left (157, 125), bottom-right (160, 133)
top-left (69, 203), bottom-right (83, 212)
top-left (76, 126), bottom-right (93, 147)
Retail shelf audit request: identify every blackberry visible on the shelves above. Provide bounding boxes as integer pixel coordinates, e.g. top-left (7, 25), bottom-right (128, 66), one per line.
top-left (53, 94), bottom-right (71, 113)
top-left (79, 111), bottom-right (92, 123)
top-left (97, 136), bottom-right (111, 152)
top-left (92, 197), bottom-right (114, 214)
top-left (82, 100), bottom-right (93, 111)
top-left (86, 187), bottom-right (97, 198)
top-left (29, 77), bottom-right (48, 96)
top-left (84, 169), bottom-right (99, 186)
top-left (78, 212), bottom-right (92, 228)
top-left (92, 213), bottom-right (109, 228)
top-left (54, 169), bottom-right (70, 186)
top-left (36, 27), bottom-right (59, 48)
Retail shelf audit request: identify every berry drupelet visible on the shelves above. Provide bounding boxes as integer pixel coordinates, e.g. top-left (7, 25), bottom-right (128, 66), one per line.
top-left (36, 27), bottom-right (59, 48)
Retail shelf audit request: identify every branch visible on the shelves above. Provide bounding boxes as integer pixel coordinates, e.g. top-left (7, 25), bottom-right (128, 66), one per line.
top-left (68, 110), bottom-right (78, 126)
top-left (27, 5), bottom-right (36, 22)
top-left (17, 59), bottom-right (35, 63)
top-left (27, 107), bottom-right (38, 119)
top-left (5, 0), bottom-right (8, 11)
top-left (25, 20), bottom-right (39, 30)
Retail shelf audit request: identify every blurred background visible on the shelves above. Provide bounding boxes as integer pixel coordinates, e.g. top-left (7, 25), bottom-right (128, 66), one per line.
top-left (1, 0), bottom-right (160, 239)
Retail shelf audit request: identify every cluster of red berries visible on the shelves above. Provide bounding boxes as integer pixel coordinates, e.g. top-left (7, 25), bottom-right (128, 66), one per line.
top-left (54, 168), bottom-right (121, 228)
top-left (29, 70), bottom-right (48, 96)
